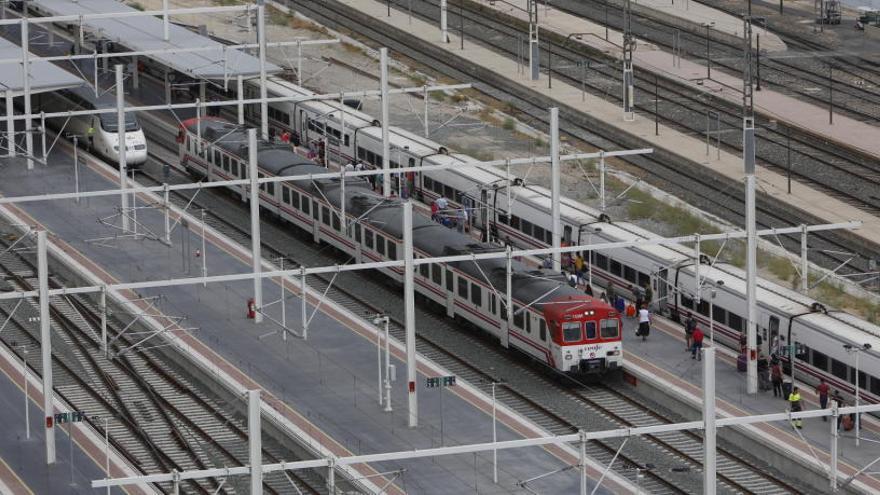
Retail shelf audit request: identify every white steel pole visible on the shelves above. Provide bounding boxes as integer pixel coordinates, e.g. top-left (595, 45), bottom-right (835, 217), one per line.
top-left (22, 348), bottom-right (29, 439)
top-left (492, 382), bottom-right (498, 484)
top-left (709, 293), bottom-right (715, 346)
top-left (404, 201), bottom-right (417, 427)
top-left (300, 266), bottom-right (308, 340)
top-left (39, 111), bottom-right (45, 159)
top-left (73, 137), bottom-right (80, 203)
top-left (100, 286), bottom-right (107, 355)
top-left (440, 0), bottom-right (448, 42)
top-left (237, 75), bottom-right (244, 125)
top-left (38, 230), bottom-right (55, 464)
top-left (505, 245), bottom-right (513, 339)
top-left (116, 65), bottom-right (129, 233)
top-left (279, 258), bottom-right (286, 334)
top-left (579, 432), bottom-right (587, 495)
top-left (703, 346), bottom-right (716, 495)
top-left (256, 0), bottom-right (268, 140)
top-left (856, 351), bottom-right (861, 447)
top-left (423, 86), bottom-right (429, 137)
top-left (248, 129), bottom-right (263, 323)
top-left (200, 209), bottom-right (207, 287)
top-left (550, 108), bottom-right (561, 272)
top-left (5, 90), bottom-right (13, 157)
top-left (21, 18), bottom-right (33, 169)
top-left (104, 417), bottom-right (110, 495)
top-left (132, 56), bottom-right (139, 90)
top-left (380, 48), bottom-right (391, 198)
top-left (296, 41), bottom-right (302, 87)
top-left (744, 116), bottom-right (758, 395)
top-left (598, 151), bottom-right (606, 212)
top-left (163, 184), bottom-right (171, 245)
top-left (800, 224), bottom-right (808, 294)
top-left (384, 317), bottom-right (392, 412)
top-left (162, 0), bottom-right (170, 41)
top-left (694, 233), bottom-right (701, 306)
top-left (830, 399), bottom-right (838, 490)
top-left (248, 389), bottom-right (262, 495)
top-left (377, 317), bottom-right (383, 406)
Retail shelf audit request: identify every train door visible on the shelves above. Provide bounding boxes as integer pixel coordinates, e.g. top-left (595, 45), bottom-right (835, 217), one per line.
top-left (656, 268), bottom-right (669, 315)
top-left (300, 111), bottom-right (309, 149)
top-left (767, 315), bottom-right (780, 357)
top-left (478, 188), bottom-right (488, 231)
top-left (459, 193), bottom-right (476, 231)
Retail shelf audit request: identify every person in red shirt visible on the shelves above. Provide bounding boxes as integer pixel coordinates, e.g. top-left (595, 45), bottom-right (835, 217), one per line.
top-left (691, 326), bottom-right (704, 361)
top-left (816, 378), bottom-right (830, 421)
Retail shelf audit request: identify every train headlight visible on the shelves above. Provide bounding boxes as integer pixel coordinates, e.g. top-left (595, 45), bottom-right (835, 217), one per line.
top-left (565, 353), bottom-right (572, 360)
top-left (606, 350), bottom-right (620, 356)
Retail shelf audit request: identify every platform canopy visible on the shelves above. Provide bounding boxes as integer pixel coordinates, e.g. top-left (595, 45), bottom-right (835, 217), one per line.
top-left (0, 36), bottom-right (83, 96)
top-left (30, 0), bottom-right (281, 80)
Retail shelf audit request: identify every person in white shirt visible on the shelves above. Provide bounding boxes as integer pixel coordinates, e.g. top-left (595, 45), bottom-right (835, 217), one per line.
top-left (344, 162), bottom-right (355, 172)
top-left (637, 304), bottom-right (651, 341)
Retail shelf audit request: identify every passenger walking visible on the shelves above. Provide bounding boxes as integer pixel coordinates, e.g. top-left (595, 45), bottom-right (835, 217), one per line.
top-left (431, 200), bottom-right (439, 222)
top-left (599, 292), bottom-right (608, 304)
top-left (584, 283), bottom-right (594, 297)
top-left (280, 130), bottom-right (291, 143)
top-left (457, 207), bottom-right (468, 233)
top-left (637, 304), bottom-right (651, 341)
top-left (691, 326), bottom-right (704, 360)
top-left (684, 314), bottom-right (696, 352)
top-left (344, 161), bottom-right (355, 172)
top-left (816, 379), bottom-right (830, 421)
top-left (574, 254), bottom-right (585, 279)
top-left (771, 361), bottom-right (784, 398)
top-left (643, 282), bottom-right (653, 308)
top-left (606, 284), bottom-right (617, 308)
top-left (789, 387), bottom-right (803, 429)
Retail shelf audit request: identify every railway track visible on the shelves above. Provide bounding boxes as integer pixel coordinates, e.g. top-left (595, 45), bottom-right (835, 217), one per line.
top-left (545, 0), bottom-right (880, 123)
top-left (134, 134), bottom-right (807, 493)
top-left (0, 230), bottom-right (327, 494)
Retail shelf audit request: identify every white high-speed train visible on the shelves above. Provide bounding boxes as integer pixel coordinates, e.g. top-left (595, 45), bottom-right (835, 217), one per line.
top-left (38, 84), bottom-right (148, 166)
top-left (240, 75), bottom-right (880, 404)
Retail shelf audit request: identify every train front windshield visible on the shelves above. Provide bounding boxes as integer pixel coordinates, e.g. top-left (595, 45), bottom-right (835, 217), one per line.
top-left (100, 113), bottom-right (140, 132)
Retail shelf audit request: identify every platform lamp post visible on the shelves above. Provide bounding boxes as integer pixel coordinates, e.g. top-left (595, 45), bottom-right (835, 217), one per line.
top-left (707, 280), bottom-right (723, 345)
top-left (373, 314), bottom-right (392, 412)
top-left (703, 22), bottom-right (715, 80)
top-left (843, 343), bottom-right (871, 447)
top-left (548, 32), bottom-right (588, 90)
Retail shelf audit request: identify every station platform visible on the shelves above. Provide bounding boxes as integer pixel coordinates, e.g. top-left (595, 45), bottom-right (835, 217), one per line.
top-left (337, 0), bottom-right (880, 251)
top-left (618, 309), bottom-right (880, 493)
top-left (0, 147), bottom-right (634, 493)
top-left (0, 341), bottom-right (147, 494)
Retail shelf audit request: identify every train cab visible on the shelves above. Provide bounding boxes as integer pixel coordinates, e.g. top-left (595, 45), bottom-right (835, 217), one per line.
top-left (543, 296), bottom-right (622, 375)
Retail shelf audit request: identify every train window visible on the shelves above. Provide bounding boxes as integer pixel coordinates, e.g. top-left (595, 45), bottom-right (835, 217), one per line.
top-left (365, 230), bottom-right (374, 249)
top-left (424, 176), bottom-right (434, 190)
top-left (490, 293), bottom-right (496, 315)
top-left (257, 173), bottom-right (265, 191)
top-left (850, 369), bottom-right (866, 387)
top-left (532, 225), bottom-right (544, 241)
top-left (831, 359), bottom-right (848, 381)
top-left (332, 212), bottom-right (340, 231)
top-left (470, 283), bottom-right (481, 306)
top-left (510, 216), bottom-right (520, 229)
top-left (432, 264), bottom-right (442, 285)
top-left (623, 266), bottom-right (636, 283)
top-left (223, 154), bottom-right (230, 172)
top-left (321, 206), bottom-right (331, 226)
top-left (697, 299), bottom-right (710, 317)
top-left (312, 201), bottom-right (319, 220)
top-left (594, 253), bottom-right (608, 271)
top-left (444, 185), bottom-right (455, 199)
top-left (354, 224), bottom-right (361, 243)
top-left (811, 350), bottom-right (829, 371)
top-left (231, 161), bottom-right (240, 177)
top-left (302, 198), bottom-right (310, 215)
top-left (292, 190), bottom-right (300, 208)
top-left (680, 293), bottom-right (694, 310)
top-left (267, 182), bottom-right (275, 196)
top-left (419, 260), bottom-right (429, 278)
top-left (282, 187), bottom-right (290, 204)
top-left (520, 220), bottom-right (533, 237)
top-left (213, 149), bottom-right (220, 165)
top-left (376, 236), bottom-right (386, 256)
top-left (609, 259), bottom-right (622, 277)
top-left (446, 269), bottom-right (454, 291)
top-left (458, 276), bottom-right (468, 299)
top-left (600, 319), bottom-right (619, 339)
top-left (387, 242), bottom-right (397, 260)
top-left (344, 134), bottom-right (350, 146)
top-left (409, 158), bottom-right (415, 167)
top-left (357, 147), bottom-right (366, 160)
top-left (870, 376), bottom-right (880, 396)
top-left (562, 322), bottom-right (581, 343)
top-left (525, 313), bottom-right (531, 333)
top-left (713, 307), bottom-right (727, 325)
top-left (727, 312), bottom-right (743, 332)
top-left (513, 306), bottom-right (524, 329)
top-left (585, 321), bottom-right (597, 340)
top-left (539, 319), bottom-right (546, 341)
top-left (638, 272), bottom-right (650, 288)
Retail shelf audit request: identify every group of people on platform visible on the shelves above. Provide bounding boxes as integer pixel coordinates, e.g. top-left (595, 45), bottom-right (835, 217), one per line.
top-left (430, 196), bottom-right (470, 233)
